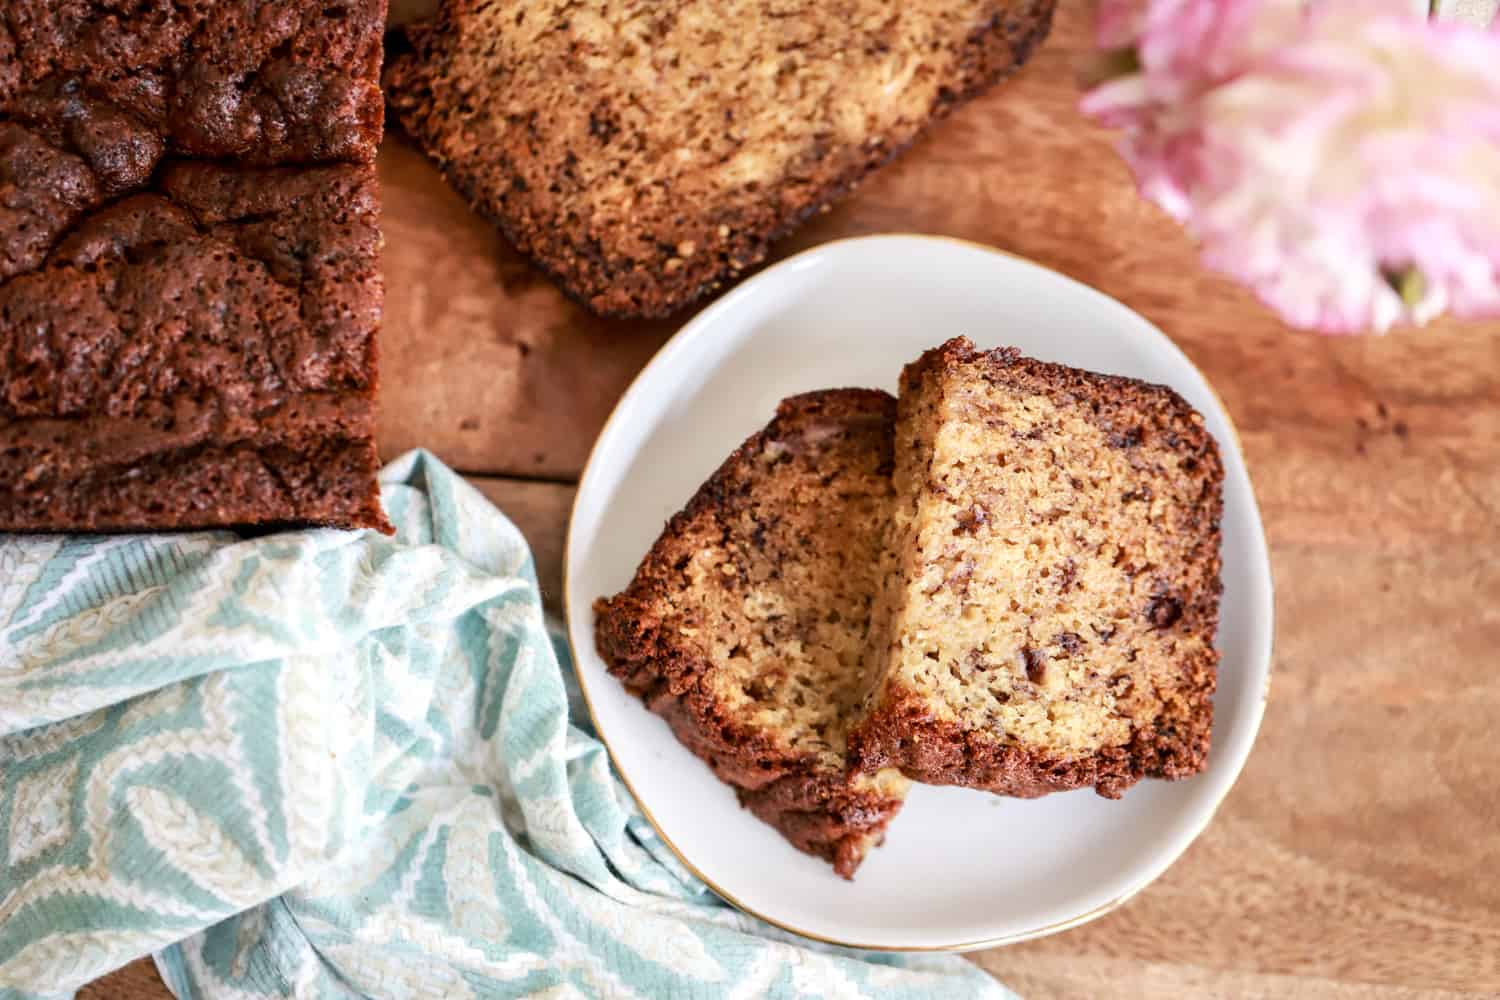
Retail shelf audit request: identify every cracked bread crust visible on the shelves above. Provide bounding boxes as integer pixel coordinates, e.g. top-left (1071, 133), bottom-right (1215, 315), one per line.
top-left (0, 1), bottom-right (390, 533)
top-left (848, 338), bottom-right (1223, 799)
top-left (0, 163), bottom-right (391, 532)
top-left (0, 0), bottom-right (385, 285)
top-left (594, 389), bottom-right (908, 877)
top-left (384, 0), bottom-right (1055, 318)
top-left (0, 1), bottom-right (385, 168)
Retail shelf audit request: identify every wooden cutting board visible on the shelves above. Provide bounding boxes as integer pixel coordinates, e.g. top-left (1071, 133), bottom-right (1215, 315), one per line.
top-left (82, 4), bottom-right (1500, 997)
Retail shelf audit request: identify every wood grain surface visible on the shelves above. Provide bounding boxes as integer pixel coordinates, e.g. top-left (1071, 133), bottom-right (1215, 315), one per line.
top-left (84, 2), bottom-right (1500, 997)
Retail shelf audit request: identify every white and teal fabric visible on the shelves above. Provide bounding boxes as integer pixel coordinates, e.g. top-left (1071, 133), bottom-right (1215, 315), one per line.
top-left (0, 451), bottom-right (1012, 1000)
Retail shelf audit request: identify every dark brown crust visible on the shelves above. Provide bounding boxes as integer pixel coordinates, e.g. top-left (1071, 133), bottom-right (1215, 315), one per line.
top-left (850, 684), bottom-right (1204, 799)
top-left (0, 1), bottom-right (385, 167)
top-left (594, 389), bottom-right (904, 877)
top-left (848, 338), bottom-right (1223, 798)
top-left (0, 2), bottom-right (391, 534)
top-left (0, 162), bottom-right (392, 533)
top-left (737, 772), bottom-right (899, 878)
top-left (384, 1), bottom-right (1056, 319)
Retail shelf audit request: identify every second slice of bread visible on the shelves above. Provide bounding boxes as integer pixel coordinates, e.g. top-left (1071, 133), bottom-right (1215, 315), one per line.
top-left (849, 338), bottom-right (1224, 799)
top-left (594, 390), bottom-right (909, 877)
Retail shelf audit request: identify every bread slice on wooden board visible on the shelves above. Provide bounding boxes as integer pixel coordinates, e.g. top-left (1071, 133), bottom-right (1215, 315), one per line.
top-left (384, 0), bottom-right (1056, 318)
top-left (848, 338), bottom-right (1224, 799)
top-left (594, 390), bottom-right (909, 877)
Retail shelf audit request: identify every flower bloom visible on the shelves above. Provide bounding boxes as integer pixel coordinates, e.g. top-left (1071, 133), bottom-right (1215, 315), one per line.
top-left (1082, 0), bottom-right (1500, 333)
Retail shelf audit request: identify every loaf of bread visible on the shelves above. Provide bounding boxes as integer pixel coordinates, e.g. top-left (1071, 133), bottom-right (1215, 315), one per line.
top-left (0, 0), bottom-right (390, 533)
top-left (594, 390), bottom-right (909, 877)
top-left (385, 0), bottom-right (1055, 317)
top-left (849, 338), bottom-right (1224, 798)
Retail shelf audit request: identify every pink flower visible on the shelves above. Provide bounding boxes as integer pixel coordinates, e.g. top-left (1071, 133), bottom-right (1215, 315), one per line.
top-left (1082, 0), bottom-right (1500, 333)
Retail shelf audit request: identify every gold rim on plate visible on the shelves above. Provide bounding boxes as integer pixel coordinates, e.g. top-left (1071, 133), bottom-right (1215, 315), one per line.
top-left (560, 233), bottom-right (1276, 952)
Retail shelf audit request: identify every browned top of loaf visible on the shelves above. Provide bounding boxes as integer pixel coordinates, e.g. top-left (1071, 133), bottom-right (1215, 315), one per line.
top-left (0, 0), bottom-right (389, 532)
top-left (593, 389), bottom-right (907, 875)
top-left (0, 162), bottom-right (389, 532)
top-left (385, 0), bottom-right (1055, 318)
top-left (0, 0), bottom-right (386, 284)
top-left (851, 337), bottom-right (1223, 797)
top-left (0, 1), bottom-right (384, 162)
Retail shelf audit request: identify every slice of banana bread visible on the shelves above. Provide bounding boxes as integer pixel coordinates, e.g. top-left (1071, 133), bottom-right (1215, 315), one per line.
top-left (849, 338), bottom-right (1224, 799)
top-left (384, 0), bottom-right (1055, 318)
top-left (594, 390), bottom-right (908, 877)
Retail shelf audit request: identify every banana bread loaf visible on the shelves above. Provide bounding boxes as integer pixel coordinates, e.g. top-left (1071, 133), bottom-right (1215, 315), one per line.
top-left (0, 0), bottom-right (391, 533)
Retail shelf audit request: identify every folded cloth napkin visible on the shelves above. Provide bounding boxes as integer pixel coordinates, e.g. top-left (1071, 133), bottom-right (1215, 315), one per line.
top-left (0, 451), bottom-right (1013, 1000)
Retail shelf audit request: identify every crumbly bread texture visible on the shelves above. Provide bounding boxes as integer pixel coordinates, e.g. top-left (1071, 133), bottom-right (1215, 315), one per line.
top-left (0, 0), bottom-right (390, 533)
top-left (385, 0), bottom-right (1055, 318)
top-left (594, 390), bottom-right (909, 877)
top-left (848, 338), bottom-right (1224, 798)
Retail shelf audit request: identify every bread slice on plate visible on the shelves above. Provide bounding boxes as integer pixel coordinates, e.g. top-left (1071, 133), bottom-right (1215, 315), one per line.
top-left (384, 0), bottom-right (1055, 317)
top-left (849, 338), bottom-right (1224, 799)
top-left (594, 390), bottom-right (908, 877)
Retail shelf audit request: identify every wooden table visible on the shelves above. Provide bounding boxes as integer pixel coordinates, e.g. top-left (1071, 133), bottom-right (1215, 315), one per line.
top-left (86, 4), bottom-right (1500, 997)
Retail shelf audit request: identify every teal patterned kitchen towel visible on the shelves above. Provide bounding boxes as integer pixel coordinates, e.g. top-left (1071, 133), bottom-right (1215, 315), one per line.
top-left (0, 451), bottom-right (1012, 1000)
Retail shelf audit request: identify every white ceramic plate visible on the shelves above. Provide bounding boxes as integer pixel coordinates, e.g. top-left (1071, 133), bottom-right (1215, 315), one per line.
top-left (565, 234), bottom-right (1274, 951)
